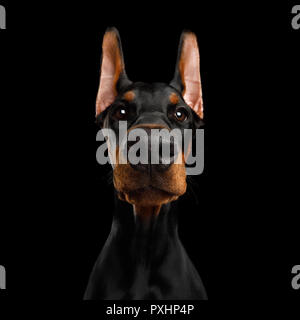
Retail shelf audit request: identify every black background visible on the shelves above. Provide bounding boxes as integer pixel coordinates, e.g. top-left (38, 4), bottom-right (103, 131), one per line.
top-left (0, 0), bottom-right (299, 306)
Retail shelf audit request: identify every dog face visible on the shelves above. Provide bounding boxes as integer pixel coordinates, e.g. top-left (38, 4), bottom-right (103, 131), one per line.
top-left (96, 28), bottom-right (204, 211)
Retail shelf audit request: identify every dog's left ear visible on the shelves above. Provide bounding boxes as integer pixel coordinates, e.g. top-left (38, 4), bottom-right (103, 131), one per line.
top-left (170, 31), bottom-right (204, 119)
top-left (96, 27), bottom-right (132, 116)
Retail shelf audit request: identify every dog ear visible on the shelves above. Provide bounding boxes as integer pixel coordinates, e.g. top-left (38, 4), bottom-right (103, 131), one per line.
top-left (96, 27), bottom-right (132, 116)
top-left (170, 31), bottom-right (204, 119)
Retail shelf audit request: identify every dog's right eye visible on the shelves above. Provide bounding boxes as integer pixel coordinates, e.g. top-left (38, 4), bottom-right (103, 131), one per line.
top-left (113, 106), bottom-right (128, 120)
top-left (173, 107), bottom-right (188, 122)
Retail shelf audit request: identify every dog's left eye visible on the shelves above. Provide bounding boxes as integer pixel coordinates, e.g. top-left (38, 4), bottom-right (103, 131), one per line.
top-left (113, 106), bottom-right (128, 120)
top-left (174, 108), bottom-right (188, 122)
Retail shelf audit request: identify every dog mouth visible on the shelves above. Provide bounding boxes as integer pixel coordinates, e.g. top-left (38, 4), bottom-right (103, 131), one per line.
top-left (129, 185), bottom-right (176, 197)
top-left (113, 158), bottom-right (187, 206)
top-left (117, 185), bottom-right (180, 206)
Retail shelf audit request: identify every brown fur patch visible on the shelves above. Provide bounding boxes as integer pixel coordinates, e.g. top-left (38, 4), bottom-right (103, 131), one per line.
top-left (123, 91), bottom-right (135, 102)
top-left (169, 92), bottom-right (179, 104)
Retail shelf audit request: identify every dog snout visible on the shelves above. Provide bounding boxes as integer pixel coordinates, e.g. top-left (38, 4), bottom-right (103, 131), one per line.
top-left (125, 127), bottom-right (177, 172)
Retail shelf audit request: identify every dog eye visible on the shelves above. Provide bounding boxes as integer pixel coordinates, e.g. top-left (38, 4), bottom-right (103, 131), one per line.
top-left (113, 106), bottom-right (128, 120)
top-left (174, 108), bottom-right (188, 122)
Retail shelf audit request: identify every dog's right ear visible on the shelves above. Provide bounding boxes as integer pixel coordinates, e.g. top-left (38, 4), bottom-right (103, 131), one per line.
top-left (96, 27), bottom-right (131, 117)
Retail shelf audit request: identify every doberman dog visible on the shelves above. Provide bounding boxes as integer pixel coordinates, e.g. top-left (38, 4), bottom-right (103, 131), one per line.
top-left (84, 27), bottom-right (207, 300)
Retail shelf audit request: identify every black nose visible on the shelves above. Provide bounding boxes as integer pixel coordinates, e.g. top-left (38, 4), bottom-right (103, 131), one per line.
top-left (126, 128), bottom-right (176, 173)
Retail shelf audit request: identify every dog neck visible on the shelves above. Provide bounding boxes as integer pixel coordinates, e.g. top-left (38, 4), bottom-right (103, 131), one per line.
top-left (111, 193), bottom-right (180, 264)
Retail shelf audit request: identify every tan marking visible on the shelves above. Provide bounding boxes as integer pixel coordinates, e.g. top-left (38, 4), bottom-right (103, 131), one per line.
top-left (184, 140), bottom-right (193, 162)
top-left (123, 91), bottom-right (135, 102)
top-left (169, 92), bottom-right (179, 104)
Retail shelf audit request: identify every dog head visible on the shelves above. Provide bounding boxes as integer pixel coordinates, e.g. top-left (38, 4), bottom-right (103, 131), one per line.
top-left (96, 28), bottom-right (204, 213)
